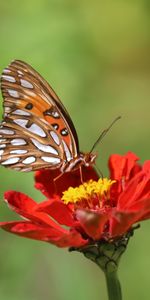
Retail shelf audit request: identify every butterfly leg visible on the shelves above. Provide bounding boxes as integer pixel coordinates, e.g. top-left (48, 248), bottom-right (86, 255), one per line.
top-left (79, 166), bottom-right (84, 184)
top-left (53, 172), bottom-right (63, 194)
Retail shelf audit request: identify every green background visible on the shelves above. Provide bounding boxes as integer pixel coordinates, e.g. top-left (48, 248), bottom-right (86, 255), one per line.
top-left (0, 1), bottom-right (150, 299)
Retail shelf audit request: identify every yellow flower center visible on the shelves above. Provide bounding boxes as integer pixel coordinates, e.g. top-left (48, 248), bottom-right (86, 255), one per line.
top-left (62, 178), bottom-right (115, 209)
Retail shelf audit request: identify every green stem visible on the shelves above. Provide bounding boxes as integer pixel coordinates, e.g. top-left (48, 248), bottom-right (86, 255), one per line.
top-left (105, 269), bottom-right (122, 300)
top-left (71, 229), bottom-right (138, 300)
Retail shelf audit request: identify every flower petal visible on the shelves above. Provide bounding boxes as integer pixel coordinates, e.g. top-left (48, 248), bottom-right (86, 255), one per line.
top-left (0, 221), bottom-right (56, 240)
top-left (127, 198), bottom-right (150, 220)
top-left (76, 209), bottom-right (109, 240)
top-left (36, 199), bottom-right (75, 227)
top-left (35, 167), bottom-right (98, 198)
top-left (34, 169), bottom-right (60, 198)
top-left (109, 211), bottom-right (138, 237)
top-left (4, 190), bottom-right (37, 211)
top-left (0, 221), bottom-right (87, 248)
top-left (4, 191), bottom-right (64, 230)
top-left (143, 161), bottom-right (150, 173)
top-left (109, 152), bottom-right (140, 181)
top-left (110, 198), bottom-right (150, 237)
top-left (49, 229), bottom-right (88, 248)
top-left (118, 171), bottom-right (150, 210)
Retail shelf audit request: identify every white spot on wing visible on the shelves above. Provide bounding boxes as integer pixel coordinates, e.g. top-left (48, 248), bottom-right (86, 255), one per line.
top-left (13, 109), bottom-right (31, 116)
top-left (1, 157), bottom-right (20, 165)
top-left (13, 119), bottom-right (46, 138)
top-left (2, 75), bottom-right (16, 82)
top-left (31, 138), bottom-right (58, 155)
top-left (17, 70), bottom-right (23, 75)
top-left (10, 149), bottom-right (28, 154)
top-left (8, 89), bottom-right (19, 98)
top-left (41, 156), bottom-right (61, 164)
top-left (0, 150), bottom-right (4, 155)
top-left (0, 144), bottom-right (6, 149)
top-left (28, 123), bottom-right (46, 137)
top-left (4, 69), bottom-right (11, 74)
top-left (50, 131), bottom-right (60, 145)
top-left (0, 129), bottom-right (14, 135)
top-left (20, 79), bottom-right (33, 89)
top-left (11, 139), bottom-right (27, 146)
top-left (53, 111), bottom-right (59, 118)
top-left (4, 107), bottom-right (11, 113)
top-left (14, 119), bottom-right (28, 127)
top-left (23, 156), bottom-right (36, 164)
top-left (62, 141), bottom-right (72, 161)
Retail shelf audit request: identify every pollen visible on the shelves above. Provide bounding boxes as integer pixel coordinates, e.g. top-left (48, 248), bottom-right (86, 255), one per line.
top-left (62, 178), bottom-right (116, 208)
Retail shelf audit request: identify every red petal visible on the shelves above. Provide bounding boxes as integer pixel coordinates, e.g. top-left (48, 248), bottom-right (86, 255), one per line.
top-left (49, 229), bottom-right (88, 248)
top-left (4, 190), bottom-right (37, 211)
top-left (109, 152), bottom-right (140, 181)
top-left (128, 198), bottom-right (150, 220)
top-left (76, 209), bottom-right (109, 240)
top-left (109, 211), bottom-right (138, 237)
top-left (0, 221), bottom-right (87, 248)
top-left (0, 221), bottom-right (57, 239)
top-left (36, 199), bottom-right (75, 227)
top-left (143, 161), bottom-right (150, 172)
top-left (34, 169), bottom-right (60, 198)
top-left (4, 191), bottom-right (64, 230)
top-left (35, 167), bottom-right (98, 198)
top-left (110, 198), bottom-right (150, 237)
top-left (118, 172), bottom-right (150, 210)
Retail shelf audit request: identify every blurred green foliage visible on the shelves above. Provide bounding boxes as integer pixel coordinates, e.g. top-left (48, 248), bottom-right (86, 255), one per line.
top-left (0, 1), bottom-right (150, 299)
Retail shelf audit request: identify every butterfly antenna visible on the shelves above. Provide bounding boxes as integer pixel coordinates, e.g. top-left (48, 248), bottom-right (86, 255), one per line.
top-left (90, 116), bottom-right (121, 153)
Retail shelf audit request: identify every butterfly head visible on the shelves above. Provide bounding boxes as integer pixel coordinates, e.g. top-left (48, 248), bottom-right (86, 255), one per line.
top-left (82, 152), bottom-right (97, 167)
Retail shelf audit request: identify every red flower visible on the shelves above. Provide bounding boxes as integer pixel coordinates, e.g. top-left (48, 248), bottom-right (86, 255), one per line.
top-left (1, 152), bottom-right (150, 248)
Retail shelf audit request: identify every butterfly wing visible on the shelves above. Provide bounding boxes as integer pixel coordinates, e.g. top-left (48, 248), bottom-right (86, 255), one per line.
top-left (0, 60), bottom-right (79, 171)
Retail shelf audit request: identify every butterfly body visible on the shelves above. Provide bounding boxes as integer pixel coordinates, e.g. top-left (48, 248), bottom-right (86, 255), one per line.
top-left (60, 152), bottom-right (97, 173)
top-left (0, 60), bottom-right (97, 173)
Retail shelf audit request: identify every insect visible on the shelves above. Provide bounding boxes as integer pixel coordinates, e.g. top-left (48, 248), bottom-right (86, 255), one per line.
top-left (0, 60), bottom-right (98, 173)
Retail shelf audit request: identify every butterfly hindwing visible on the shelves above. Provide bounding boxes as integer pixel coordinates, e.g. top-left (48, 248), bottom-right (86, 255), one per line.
top-left (0, 117), bottom-right (63, 171)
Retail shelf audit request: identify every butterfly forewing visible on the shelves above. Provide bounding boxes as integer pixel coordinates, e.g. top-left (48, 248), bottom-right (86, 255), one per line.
top-left (0, 60), bottom-right (79, 171)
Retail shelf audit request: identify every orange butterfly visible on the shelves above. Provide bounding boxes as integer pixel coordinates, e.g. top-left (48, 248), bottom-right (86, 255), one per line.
top-left (0, 60), bottom-right (97, 173)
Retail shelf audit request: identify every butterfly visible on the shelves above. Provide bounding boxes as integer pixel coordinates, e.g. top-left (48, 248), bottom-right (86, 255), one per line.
top-left (0, 60), bottom-right (97, 173)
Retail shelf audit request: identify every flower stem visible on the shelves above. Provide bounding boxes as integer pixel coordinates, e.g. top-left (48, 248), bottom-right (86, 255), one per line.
top-left (105, 269), bottom-right (122, 300)
top-left (70, 230), bottom-right (138, 300)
